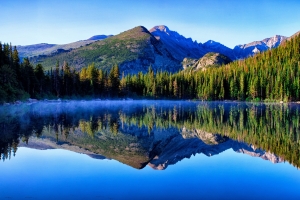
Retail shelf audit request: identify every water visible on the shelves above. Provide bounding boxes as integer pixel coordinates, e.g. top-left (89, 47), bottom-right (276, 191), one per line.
top-left (0, 100), bottom-right (300, 199)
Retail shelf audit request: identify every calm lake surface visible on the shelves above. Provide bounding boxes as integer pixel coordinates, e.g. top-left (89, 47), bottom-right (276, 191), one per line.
top-left (1, 100), bottom-right (300, 199)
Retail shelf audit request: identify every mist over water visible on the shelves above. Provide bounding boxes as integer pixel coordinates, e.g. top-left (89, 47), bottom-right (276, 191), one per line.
top-left (1, 100), bottom-right (300, 199)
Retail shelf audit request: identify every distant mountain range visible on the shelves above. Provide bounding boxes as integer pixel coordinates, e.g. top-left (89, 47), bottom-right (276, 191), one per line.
top-left (233, 35), bottom-right (287, 59)
top-left (17, 35), bottom-right (112, 58)
top-left (17, 25), bottom-right (291, 73)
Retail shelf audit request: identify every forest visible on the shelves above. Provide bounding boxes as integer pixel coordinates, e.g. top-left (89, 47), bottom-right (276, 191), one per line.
top-left (0, 33), bottom-right (300, 103)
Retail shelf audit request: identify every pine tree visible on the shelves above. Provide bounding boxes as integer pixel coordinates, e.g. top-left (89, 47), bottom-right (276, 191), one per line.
top-left (34, 64), bottom-right (45, 94)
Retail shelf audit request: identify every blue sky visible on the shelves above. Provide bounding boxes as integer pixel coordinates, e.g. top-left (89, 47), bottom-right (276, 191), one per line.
top-left (1, 0), bottom-right (300, 48)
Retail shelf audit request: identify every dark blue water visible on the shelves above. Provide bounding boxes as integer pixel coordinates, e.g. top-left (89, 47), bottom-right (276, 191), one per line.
top-left (0, 100), bottom-right (300, 199)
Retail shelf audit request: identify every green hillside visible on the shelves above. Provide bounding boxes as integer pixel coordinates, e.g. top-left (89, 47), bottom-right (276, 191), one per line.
top-left (30, 26), bottom-right (180, 73)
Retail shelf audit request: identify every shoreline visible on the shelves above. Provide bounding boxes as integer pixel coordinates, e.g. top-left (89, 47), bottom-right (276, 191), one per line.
top-left (2, 98), bottom-right (300, 106)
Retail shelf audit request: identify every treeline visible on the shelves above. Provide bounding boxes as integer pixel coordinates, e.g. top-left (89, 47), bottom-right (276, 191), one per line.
top-left (121, 34), bottom-right (300, 101)
top-left (0, 42), bottom-right (29, 102)
top-left (1, 33), bottom-right (300, 102)
top-left (0, 41), bottom-right (122, 102)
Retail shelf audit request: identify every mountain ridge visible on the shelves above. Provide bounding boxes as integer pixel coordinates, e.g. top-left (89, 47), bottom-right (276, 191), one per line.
top-left (17, 35), bottom-right (112, 58)
top-left (233, 35), bottom-right (287, 59)
top-left (23, 25), bottom-right (292, 74)
top-left (29, 26), bottom-right (182, 73)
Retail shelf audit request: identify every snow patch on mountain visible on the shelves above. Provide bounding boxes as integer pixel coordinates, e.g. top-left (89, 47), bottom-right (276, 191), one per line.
top-left (233, 35), bottom-right (287, 59)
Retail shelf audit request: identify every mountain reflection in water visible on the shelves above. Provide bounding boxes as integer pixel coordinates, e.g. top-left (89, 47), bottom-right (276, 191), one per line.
top-left (0, 100), bottom-right (299, 169)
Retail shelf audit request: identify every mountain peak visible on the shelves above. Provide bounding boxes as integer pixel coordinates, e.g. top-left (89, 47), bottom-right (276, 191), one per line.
top-left (149, 25), bottom-right (170, 33)
top-left (262, 35), bottom-right (287, 48)
top-left (149, 25), bottom-right (207, 60)
top-left (204, 40), bottom-right (220, 45)
top-left (137, 25), bottom-right (149, 32)
top-left (206, 40), bottom-right (214, 43)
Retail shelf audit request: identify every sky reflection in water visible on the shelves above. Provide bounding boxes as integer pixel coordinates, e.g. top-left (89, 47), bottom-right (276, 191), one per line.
top-left (0, 100), bottom-right (300, 199)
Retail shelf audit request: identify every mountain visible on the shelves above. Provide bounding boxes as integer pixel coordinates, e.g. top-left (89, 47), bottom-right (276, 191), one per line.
top-left (149, 25), bottom-right (207, 60)
top-left (283, 31), bottom-right (300, 44)
top-left (149, 130), bottom-right (283, 170)
top-left (233, 35), bottom-right (287, 59)
top-left (203, 40), bottom-right (236, 60)
top-left (290, 31), bottom-right (300, 39)
top-left (30, 26), bottom-right (181, 74)
top-left (187, 52), bottom-right (232, 71)
top-left (140, 25), bottom-right (288, 63)
top-left (18, 127), bottom-right (283, 170)
top-left (17, 35), bottom-right (112, 59)
top-left (149, 25), bottom-right (237, 61)
top-left (24, 25), bottom-right (289, 74)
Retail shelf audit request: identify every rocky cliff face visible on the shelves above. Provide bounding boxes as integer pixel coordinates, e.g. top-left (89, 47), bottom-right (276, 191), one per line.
top-left (149, 25), bottom-right (288, 62)
top-left (233, 35), bottom-right (287, 59)
top-left (189, 52), bottom-right (232, 71)
top-left (117, 27), bottom-right (182, 74)
top-left (149, 25), bottom-right (207, 61)
top-left (182, 57), bottom-right (198, 69)
top-left (149, 25), bottom-right (236, 61)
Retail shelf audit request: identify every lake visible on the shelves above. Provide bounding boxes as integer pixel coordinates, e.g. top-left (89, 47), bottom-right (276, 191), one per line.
top-left (0, 100), bottom-right (300, 199)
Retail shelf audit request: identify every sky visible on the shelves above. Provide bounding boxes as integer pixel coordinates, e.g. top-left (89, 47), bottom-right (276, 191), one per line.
top-left (1, 0), bottom-right (300, 48)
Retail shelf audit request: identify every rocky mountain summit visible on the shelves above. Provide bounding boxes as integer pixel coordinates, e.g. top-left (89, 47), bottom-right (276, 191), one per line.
top-left (185, 52), bottom-right (232, 71)
top-left (149, 25), bottom-right (286, 61)
top-left (149, 25), bottom-right (207, 60)
top-left (149, 25), bottom-right (237, 61)
top-left (233, 35), bottom-right (287, 59)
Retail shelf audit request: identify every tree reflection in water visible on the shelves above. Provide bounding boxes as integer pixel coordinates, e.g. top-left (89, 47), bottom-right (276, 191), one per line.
top-left (0, 101), bottom-right (299, 169)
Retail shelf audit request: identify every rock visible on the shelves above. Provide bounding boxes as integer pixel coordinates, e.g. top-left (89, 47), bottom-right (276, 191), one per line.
top-left (233, 35), bottom-right (287, 59)
top-left (182, 57), bottom-right (197, 69)
top-left (27, 98), bottom-right (38, 103)
top-left (190, 52), bottom-right (232, 71)
top-left (15, 101), bottom-right (22, 104)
